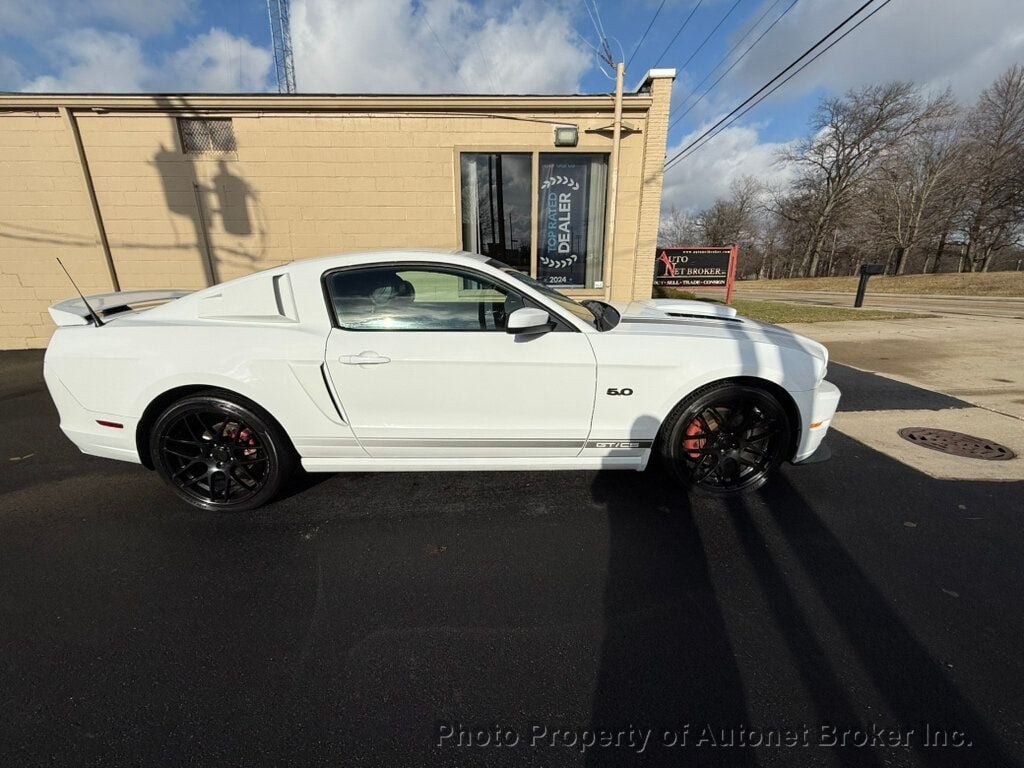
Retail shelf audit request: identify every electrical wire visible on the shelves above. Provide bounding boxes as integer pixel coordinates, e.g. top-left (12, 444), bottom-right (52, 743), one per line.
top-left (422, 12), bottom-right (471, 92)
top-left (652, 0), bottom-right (704, 68)
top-left (627, 0), bottom-right (667, 70)
top-left (667, 0), bottom-right (894, 168)
top-left (662, 0), bottom-right (881, 171)
top-left (674, 0), bottom-right (744, 77)
top-left (670, 0), bottom-right (791, 122)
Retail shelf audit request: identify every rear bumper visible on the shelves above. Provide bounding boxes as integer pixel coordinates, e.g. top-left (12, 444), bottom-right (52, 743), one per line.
top-left (791, 379), bottom-right (841, 464)
top-left (44, 362), bottom-right (142, 464)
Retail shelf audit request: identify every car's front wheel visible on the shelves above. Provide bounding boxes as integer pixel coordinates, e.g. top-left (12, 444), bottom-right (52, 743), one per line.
top-left (658, 382), bottom-right (792, 495)
top-left (150, 390), bottom-right (296, 512)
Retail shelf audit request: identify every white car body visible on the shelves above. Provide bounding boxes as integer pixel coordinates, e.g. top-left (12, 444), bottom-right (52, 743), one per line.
top-left (44, 250), bottom-right (839, 476)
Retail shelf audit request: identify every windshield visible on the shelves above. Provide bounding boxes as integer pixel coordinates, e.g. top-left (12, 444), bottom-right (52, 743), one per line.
top-left (487, 259), bottom-right (599, 328)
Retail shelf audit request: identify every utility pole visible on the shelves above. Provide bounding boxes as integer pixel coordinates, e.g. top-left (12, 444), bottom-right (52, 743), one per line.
top-left (607, 61), bottom-right (624, 295)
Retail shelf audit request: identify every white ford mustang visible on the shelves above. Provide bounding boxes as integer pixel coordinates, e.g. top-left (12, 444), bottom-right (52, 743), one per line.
top-left (44, 250), bottom-right (840, 511)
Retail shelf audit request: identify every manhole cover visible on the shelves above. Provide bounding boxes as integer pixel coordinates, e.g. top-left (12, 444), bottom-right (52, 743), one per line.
top-left (898, 428), bottom-right (1016, 461)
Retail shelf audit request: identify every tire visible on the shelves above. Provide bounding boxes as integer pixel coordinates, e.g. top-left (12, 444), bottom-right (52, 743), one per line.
top-left (658, 381), bottom-right (792, 496)
top-left (149, 389), bottom-right (296, 512)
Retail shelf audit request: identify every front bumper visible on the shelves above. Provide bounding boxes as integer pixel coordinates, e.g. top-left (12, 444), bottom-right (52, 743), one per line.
top-left (791, 379), bottom-right (841, 464)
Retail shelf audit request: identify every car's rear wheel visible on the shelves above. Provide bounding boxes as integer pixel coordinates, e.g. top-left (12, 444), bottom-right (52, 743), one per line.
top-left (150, 390), bottom-right (295, 512)
top-left (659, 382), bottom-right (792, 495)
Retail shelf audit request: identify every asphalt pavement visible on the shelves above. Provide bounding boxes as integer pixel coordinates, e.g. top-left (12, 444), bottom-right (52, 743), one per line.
top-left (2, 349), bottom-right (1023, 767)
top-left (735, 288), bottom-right (1024, 319)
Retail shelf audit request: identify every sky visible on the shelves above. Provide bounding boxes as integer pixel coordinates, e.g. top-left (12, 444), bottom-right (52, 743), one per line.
top-left (1, 0), bottom-right (1022, 211)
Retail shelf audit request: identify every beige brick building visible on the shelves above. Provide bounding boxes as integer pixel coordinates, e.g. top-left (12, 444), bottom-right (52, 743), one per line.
top-left (0, 71), bottom-right (674, 349)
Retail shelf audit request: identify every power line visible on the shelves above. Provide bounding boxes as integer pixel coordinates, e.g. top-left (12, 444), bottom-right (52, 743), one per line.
top-left (670, 0), bottom-right (799, 129)
top-left (663, 0), bottom-right (881, 171)
top-left (581, 0), bottom-right (614, 66)
top-left (670, 0), bottom-right (787, 119)
top-left (590, 0), bottom-right (610, 44)
top-left (627, 0), bottom-right (667, 70)
top-left (667, 0), bottom-right (895, 169)
top-left (422, 11), bottom-right (472, 92)
top-left (673, 0), bottom-right (744, 76)
top-left (652, 0), bottom-right (704, 68)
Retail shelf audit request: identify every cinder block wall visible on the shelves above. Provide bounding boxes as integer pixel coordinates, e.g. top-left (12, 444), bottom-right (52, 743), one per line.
top-left (0, 81), bottom-right (672, 349)
top-left (0, 115), bottom-right (115, 346)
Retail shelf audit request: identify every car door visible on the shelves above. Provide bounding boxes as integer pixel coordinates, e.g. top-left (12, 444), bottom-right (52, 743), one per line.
top-left (322, 262), bottom-right (597, 458)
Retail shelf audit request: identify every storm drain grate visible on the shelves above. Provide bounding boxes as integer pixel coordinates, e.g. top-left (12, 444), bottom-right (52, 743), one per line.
top-left (898, 427), bottom-right (1016, 461)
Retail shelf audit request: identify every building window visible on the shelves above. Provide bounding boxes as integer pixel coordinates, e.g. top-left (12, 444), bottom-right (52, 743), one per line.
top-left (178, 118), bottom-right (237, 154)
top-left (460, 153), bottom-right (532, 274)
top-left (459, 151), bottom-right (608, 290)
top-left (537, 153), bottom-right (607, 288)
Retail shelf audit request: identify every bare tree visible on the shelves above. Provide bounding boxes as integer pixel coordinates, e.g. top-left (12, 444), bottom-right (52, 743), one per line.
top-left (697, 176), bottom-right (762, 246)
top-left (682, 68), bottom-right (1024, 281)
top-left (960, 64), bottom-right (1024, 272)
top-left (859, 95), bottom-right (962, 274)
top-left (658, 206), bottom-right (701, 246)
top-left (781, 82), bottom-right (955, 276)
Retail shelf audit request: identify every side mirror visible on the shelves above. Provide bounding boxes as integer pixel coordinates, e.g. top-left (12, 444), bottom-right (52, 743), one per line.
top-left (506, 307), bottom-right (551, 335)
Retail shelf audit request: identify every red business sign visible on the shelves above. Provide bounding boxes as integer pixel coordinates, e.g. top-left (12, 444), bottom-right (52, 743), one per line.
top-left (653, 246), bottom-right (739, 304)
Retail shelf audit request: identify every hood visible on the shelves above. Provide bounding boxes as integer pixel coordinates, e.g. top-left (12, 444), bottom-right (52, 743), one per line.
top-left (613, 298), bottom-right (740, 321)
top-left (608, 298), bottom-right (828, 364)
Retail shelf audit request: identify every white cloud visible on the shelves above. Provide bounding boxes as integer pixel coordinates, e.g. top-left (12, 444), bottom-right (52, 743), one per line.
top-left (22, 28), bottom-right (272, 93)
top-left (0, 0), bottom-right (194, 37)
top-left (291, 0), bottom-right (591, 93)
top-left (660, 121), bottom-right (796, 212)
top-left (23, 30), bottom-right (150, 92)
top-left (165, 29), bottom-right (274, 92)
top-left (726, 0), bottom-right (1024, 103)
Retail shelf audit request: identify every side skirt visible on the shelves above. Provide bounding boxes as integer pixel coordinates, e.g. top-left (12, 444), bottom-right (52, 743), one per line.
top-left (301, 454), bottom-right (649, 473)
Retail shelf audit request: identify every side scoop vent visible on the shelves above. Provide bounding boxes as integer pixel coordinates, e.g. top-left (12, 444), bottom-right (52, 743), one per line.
top-left (198, 273), bottom-right (298, 323)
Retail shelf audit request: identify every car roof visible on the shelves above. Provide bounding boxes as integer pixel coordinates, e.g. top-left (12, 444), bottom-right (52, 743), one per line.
top-left (286, 249), bottom-right (490, 277)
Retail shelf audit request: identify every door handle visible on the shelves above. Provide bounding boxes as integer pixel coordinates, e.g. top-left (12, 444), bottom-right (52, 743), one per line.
top-left (339, 351), bottom-right (391, 365)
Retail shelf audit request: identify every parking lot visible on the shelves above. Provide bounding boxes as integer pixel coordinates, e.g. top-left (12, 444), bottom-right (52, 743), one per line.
top-left (2, 349), bottom-right (1023, 767)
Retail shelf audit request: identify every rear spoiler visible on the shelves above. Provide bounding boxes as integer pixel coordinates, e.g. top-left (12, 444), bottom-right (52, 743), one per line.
top-left (49, 290), bottom-right (191, 327)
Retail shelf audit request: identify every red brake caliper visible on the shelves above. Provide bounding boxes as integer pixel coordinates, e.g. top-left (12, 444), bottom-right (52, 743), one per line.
top-left (683, 418), bottom-right (706, 459)
top-left (238, 427), bottom-right (257, 458)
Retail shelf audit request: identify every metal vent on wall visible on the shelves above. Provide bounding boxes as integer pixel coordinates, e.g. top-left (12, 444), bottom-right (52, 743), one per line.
top-left (178, 118), bottom-right (237, 154)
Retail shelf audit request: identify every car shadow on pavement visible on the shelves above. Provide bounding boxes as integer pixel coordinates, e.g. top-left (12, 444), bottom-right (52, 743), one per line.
top-left (585, 441), bottom-right (1021, 768)
top-left (730, 473), bottom-right (1017, 768)
top-left (587, 466), bottom-right (757, 767)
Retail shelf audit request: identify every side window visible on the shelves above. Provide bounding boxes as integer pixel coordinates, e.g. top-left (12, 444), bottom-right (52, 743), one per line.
top-left (327, 266), bottom-right (524, 331)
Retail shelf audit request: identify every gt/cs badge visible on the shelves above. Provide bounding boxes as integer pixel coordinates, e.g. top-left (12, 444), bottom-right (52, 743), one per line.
top-left (606, 388), bottom-right (634, 396)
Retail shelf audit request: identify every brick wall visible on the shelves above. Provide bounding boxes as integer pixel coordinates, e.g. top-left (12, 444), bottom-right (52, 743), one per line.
top-left (0, 83), bottom-right (672, 349)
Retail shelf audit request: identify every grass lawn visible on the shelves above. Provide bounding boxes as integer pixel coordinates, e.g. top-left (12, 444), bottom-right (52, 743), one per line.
top-left (653, 287), bottom-right (922, 324)
top-left (737, 271), bottom-right (1024, 297)
top-left (730, 299), bottom-right (922, 324)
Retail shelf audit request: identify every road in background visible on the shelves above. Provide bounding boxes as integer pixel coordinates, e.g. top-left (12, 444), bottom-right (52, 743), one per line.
top-left (736, 287), bottom-right (1024, 319)
top-left (2, 351), bottom-right (1023, 767)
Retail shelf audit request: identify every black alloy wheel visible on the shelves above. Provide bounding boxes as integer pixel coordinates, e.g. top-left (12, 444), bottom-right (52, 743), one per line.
top-left (150, 391), bottom-right (295, 512)
top-left (659, 382), bottom-right (792, 495)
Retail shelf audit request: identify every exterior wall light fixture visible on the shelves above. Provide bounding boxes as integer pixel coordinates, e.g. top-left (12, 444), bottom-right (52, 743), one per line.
top-left (553, 125), bottom-right (579, 147)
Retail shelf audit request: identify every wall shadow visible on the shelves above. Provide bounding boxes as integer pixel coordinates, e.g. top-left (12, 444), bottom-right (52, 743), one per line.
top-left (149, 95), bottom-right (265, 286)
